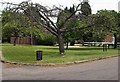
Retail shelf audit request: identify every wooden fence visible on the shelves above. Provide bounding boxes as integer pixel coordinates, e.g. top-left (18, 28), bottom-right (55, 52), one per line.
top-left (10, 36), bottom-right (36, 45)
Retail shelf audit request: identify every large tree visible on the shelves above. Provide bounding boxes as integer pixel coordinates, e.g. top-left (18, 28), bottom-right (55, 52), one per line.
top-left (3, 1), bottom-right (94, 55)
top-left (6, 1), bottom-right (82, 55)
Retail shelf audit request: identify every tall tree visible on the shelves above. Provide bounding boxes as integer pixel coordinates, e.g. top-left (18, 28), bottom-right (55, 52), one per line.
top-left (76, 0), bottom-right (92, 43)
top-left (63, 1), bottom-right (92, 47)
top-left (81, 1), bottom-right (91, 16)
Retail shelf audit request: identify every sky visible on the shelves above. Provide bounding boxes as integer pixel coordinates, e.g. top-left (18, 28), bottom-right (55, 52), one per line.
top-left (0, 0), bottom-right (120, 14)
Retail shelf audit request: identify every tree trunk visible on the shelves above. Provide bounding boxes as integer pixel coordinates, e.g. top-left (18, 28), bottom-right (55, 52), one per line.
top-left (30, 34), bottom-right (33, 45)
top-left (13, 37), bottom-right (18, 46)
top-left (66, 42), bottom-right (69, 49)
top-left (58, 34), bottom-right (65, 56)
top-left (70, 40), bottom-right (75, 46)
top-left (114, 34), bottom-right (117, 49)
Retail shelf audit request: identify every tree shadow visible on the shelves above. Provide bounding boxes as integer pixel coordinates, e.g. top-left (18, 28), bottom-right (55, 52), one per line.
top-left (66, 47), bottom-right (103, 51)
top-left (1, 44), bottom-right (13, 46)
top-left (43, 46), bottom-right (104, 51)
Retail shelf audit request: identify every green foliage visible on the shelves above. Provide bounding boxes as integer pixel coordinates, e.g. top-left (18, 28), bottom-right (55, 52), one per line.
top-left (74, 1), bottom-right (92, 42)
top-left (57, 9), bottom-right (71, 29)
top-left (2, 9), bottom-right (43, 44)
top-left (81, 2), bottom-right (91, 16)
top-left (2, 10), bottom-right (26, 42)
top-left (36, 32), bottom-right (57, 46)
top-left (58, 6), bottom-right (77, 45)
top-left (117, 12), bottom-right (120, 34)
top-left (96, 10), bottom-right (118, 34)
top-left (76, 10), bottom-right (119, 42)
top-left (63, 30), bottom-right (76, 43)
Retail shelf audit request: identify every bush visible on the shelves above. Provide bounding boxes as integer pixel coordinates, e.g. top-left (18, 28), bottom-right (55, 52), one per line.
top-left (36, 33), bottom-right (57, 46)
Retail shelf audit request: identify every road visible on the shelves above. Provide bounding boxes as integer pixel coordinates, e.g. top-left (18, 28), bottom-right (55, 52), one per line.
top-left (1, 57), bottom-right (118, 80)
top-left (0, 51), bottom-right (2, 81)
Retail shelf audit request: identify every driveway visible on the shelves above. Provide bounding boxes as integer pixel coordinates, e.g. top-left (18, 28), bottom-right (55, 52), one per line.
top-left (2, 57), bottom-right (118, 80)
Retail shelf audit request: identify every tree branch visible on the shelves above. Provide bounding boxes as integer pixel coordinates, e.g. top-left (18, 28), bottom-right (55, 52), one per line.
top-left (61, 24), bottom-right (94, 33)
top-left (36, 7), bottom-right (58, 34)
top-left (60, 4), bottom-right (81, 30)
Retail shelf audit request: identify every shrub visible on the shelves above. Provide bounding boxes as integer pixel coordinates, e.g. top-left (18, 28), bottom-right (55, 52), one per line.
top-left (36, 33), bottom-right (57, 46)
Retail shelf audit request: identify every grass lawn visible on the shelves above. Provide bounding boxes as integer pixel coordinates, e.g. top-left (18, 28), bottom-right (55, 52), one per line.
top-left (2, 44), bottom-right (119, 64)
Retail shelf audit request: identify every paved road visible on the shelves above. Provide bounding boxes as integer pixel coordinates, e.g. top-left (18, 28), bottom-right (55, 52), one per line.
top-left (2, 57), bottom-right (118, 80)
top-left (0, 51), bottom-right (2, 81)
top-left (0, 61), bottom-right (2, 81)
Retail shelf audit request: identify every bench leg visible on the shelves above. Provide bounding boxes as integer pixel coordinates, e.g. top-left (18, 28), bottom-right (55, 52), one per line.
top-left (103, 44), bottom-right (107, 51)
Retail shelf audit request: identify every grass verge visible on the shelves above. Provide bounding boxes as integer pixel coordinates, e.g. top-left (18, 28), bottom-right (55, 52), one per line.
top-left (2, 44), bottom-right (119, 64)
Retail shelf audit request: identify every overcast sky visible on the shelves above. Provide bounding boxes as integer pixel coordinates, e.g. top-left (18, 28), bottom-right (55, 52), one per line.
top-left (0, 0), bottom-right (120, 14)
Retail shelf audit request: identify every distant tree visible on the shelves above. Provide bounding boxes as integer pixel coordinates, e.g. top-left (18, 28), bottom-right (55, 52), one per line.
top-left (81, 1), bottom-right (91, 16)
top-left (2, 9), bottom-right (27, 46)
top-left (63, 1), bottom-right (92, 47)
top-left (96, 10), bottom-right (118, 48)
top-left (2, 7), bottom-right (44, 45)
top-left (76, 1), bottom-right (92, 42)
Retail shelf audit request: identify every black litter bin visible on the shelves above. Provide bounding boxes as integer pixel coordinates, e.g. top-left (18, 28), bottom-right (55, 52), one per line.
top-left (36, 51), bottom-right (42, 60)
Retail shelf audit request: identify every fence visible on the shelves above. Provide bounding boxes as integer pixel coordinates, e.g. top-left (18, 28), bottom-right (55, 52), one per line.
top-left (10, 36), bottom-right (36, 45)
